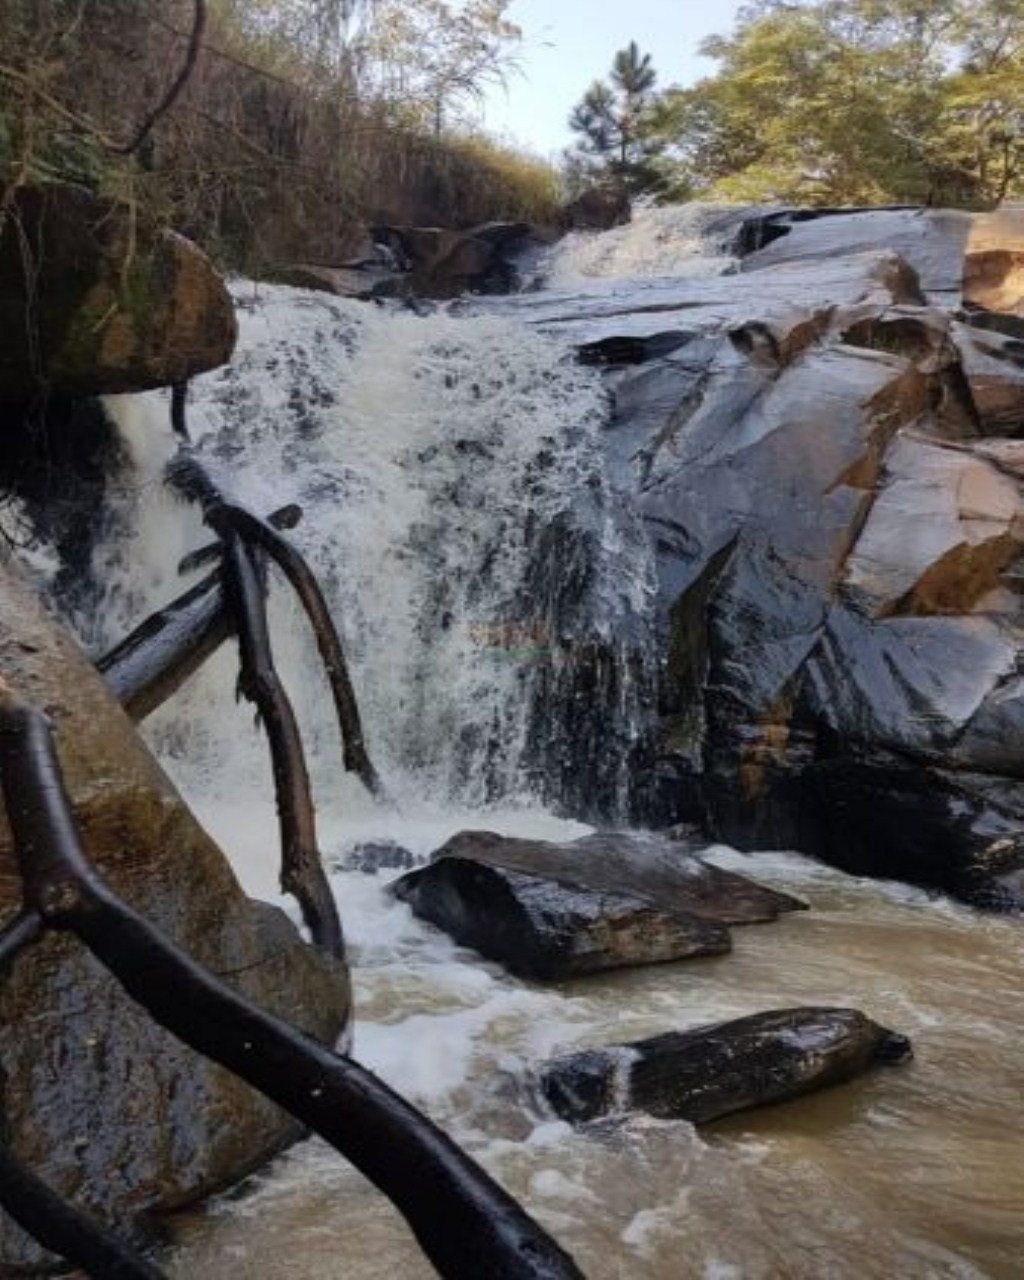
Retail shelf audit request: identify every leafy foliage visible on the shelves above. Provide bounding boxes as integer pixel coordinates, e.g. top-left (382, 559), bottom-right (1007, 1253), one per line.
top-left (593, 0), bottom-right (1024, 208)
top-left (0, 0), bottom-right (553, 271)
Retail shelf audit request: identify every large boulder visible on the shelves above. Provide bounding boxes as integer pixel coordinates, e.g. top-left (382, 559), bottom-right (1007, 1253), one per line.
top-left (374, 221), bottom-right (541, 297)
top-left (427, 830), bottom-right (806, 924)
top-left (0, 184), bottom-right (236, 400)
top-left (559, 186), bottom-right (632, 232)
top-left (392, 856), bottom-right (730, 982)
top-left (0, 550), bottom-right (349, 1271)
top-left (536, 1008), bottom-right (912, 1126)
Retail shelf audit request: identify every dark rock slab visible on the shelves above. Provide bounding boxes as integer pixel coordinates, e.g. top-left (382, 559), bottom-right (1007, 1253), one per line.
top-left (391, 857), bottom-right (731, 982)
top-left (536, 1008), bottom-right (912, 1126)
top-left (429, 830), bottom-right (806, 924)
top-left (476, 249), bottom-right (923, 346)
top-left (806, 759), bottom-right (1024, 909)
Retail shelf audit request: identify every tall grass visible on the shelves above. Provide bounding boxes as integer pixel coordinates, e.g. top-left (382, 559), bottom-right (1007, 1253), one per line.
top-left (0, 0), bottom-right (561, 273)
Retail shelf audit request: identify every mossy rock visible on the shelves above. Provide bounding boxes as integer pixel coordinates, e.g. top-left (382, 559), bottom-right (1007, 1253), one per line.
top-left (0, 183), bottom-right (236, 399)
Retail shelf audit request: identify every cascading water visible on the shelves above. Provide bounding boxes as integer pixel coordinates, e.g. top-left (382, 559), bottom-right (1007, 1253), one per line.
top-left (14, 210), bottom-right (1024, 1278)
top-left (536, 203), bottom-right (752, 287)
top-left (90, 285), bottom-right (658, 832)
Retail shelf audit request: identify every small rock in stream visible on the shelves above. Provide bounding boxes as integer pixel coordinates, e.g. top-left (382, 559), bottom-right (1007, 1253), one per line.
top-left (536, 1007), bottom-right (913, 1126)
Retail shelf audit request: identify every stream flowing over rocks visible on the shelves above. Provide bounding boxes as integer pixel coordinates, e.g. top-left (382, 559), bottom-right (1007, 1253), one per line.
top-left (6, 200), bottom-right (1024, 1276)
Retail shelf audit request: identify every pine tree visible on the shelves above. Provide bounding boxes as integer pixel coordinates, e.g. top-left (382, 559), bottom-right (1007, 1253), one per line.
top-left (567, 41), bottom-right (664, 198)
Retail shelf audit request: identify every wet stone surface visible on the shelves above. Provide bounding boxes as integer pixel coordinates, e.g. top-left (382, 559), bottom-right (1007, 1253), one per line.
top-left (536, 1007), bottom-right (912, 1126)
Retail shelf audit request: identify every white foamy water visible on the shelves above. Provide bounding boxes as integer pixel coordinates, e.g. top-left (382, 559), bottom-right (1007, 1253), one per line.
top-left (539, 203), bottom-right (745, 287)
top-left (167, 849), bottom-right (1024, 1280)
top-left (95, 284), bottom-right (656, 819)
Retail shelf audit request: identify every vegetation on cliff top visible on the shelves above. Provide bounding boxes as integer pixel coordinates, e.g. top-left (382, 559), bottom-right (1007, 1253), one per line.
top-left (570, 0), bottom-right (1024, 209)
top-left (0, 0), bottom-right (560, 273)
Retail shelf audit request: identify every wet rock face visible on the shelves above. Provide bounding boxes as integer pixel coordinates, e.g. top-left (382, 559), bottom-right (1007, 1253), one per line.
top-left (516, 205), bottom-right (1024, 906)
top-left (371, 221), bottom-right (543, 298)
top-left (392, 856), bottom-right (731, 981)
top-left (429, 830), bottom-right (806, 925)
top-left (536, 1008), bottom-right (912, 1126)
top-left (0, 184), bottom-right (236, 399)
top-left (391, 829), bottom-right (806, 982)
top-left (0, 552), bottom-right (350, 1271)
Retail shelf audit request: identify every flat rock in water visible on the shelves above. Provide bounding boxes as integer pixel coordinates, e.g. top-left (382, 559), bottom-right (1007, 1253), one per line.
top-left (536, 1007), bottom-right (912, 1126)
top-left (391, 857), bottom-right (731, 982)
top-left (429, 830), bottom-right (806, 924)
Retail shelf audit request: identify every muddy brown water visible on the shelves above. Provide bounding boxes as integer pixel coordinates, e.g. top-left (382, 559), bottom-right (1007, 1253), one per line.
top-left (167, 850), bottom-right (1024, 1279)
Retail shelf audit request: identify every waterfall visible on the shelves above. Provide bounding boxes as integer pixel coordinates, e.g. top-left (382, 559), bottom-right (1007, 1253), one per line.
top-left (7, 205), bottom-right (1024, 1280)
top-left (75, 284), bottom-right (659, 843)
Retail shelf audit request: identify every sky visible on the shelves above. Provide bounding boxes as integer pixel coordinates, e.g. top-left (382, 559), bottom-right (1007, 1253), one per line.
top-left (478, 0), bottom-right (747, 158)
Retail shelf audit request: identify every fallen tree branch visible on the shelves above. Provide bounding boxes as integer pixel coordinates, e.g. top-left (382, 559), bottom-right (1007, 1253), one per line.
top-left (179, 503), bottom-right (301, 574)
top-left (0, 1141), bottom-right (162, 1280)
top-left (165, 452), bottom-right (382, 798)
top-left (0, 686), bottom-right (582, 1280)
top-left (221, 528), bottom-right (344, 958)
top-left (219, 504), bottom-right (381, 796)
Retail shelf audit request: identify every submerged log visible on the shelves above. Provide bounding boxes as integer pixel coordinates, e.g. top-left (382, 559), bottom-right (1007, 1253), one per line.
top-left (97, 504), bottom-right (304, 722)
top-left (98, 570), bottom-right (225, 721)
top-left (0, 685), bottom-right (582, 1280)
top-left (537, 1008), bottom-right (912, 1126)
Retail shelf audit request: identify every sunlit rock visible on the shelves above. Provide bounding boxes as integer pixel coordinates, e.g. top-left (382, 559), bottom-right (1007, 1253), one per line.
top-left (842, 436), bottom-right (1024, 616)
top-left (739, 207), bottom-right (972, 306)
top-left (0, 184), bottom-right (236, 399)
top-left (963, 204), bottom-right (1024, 314)
top-left (949, 320), bottom-right (1024, 432)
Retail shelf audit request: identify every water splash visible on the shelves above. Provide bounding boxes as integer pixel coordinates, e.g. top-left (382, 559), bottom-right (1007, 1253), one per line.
top-left (539, 203), bottom-right (747, 287)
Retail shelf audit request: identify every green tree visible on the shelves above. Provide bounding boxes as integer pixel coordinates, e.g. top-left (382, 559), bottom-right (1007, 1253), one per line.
top-left (358, 0), bottom-right (521, 136)
top-left (567, 41), bottom-right (665, 197)
top-left (651, 0), bottom-right (1024, 208)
